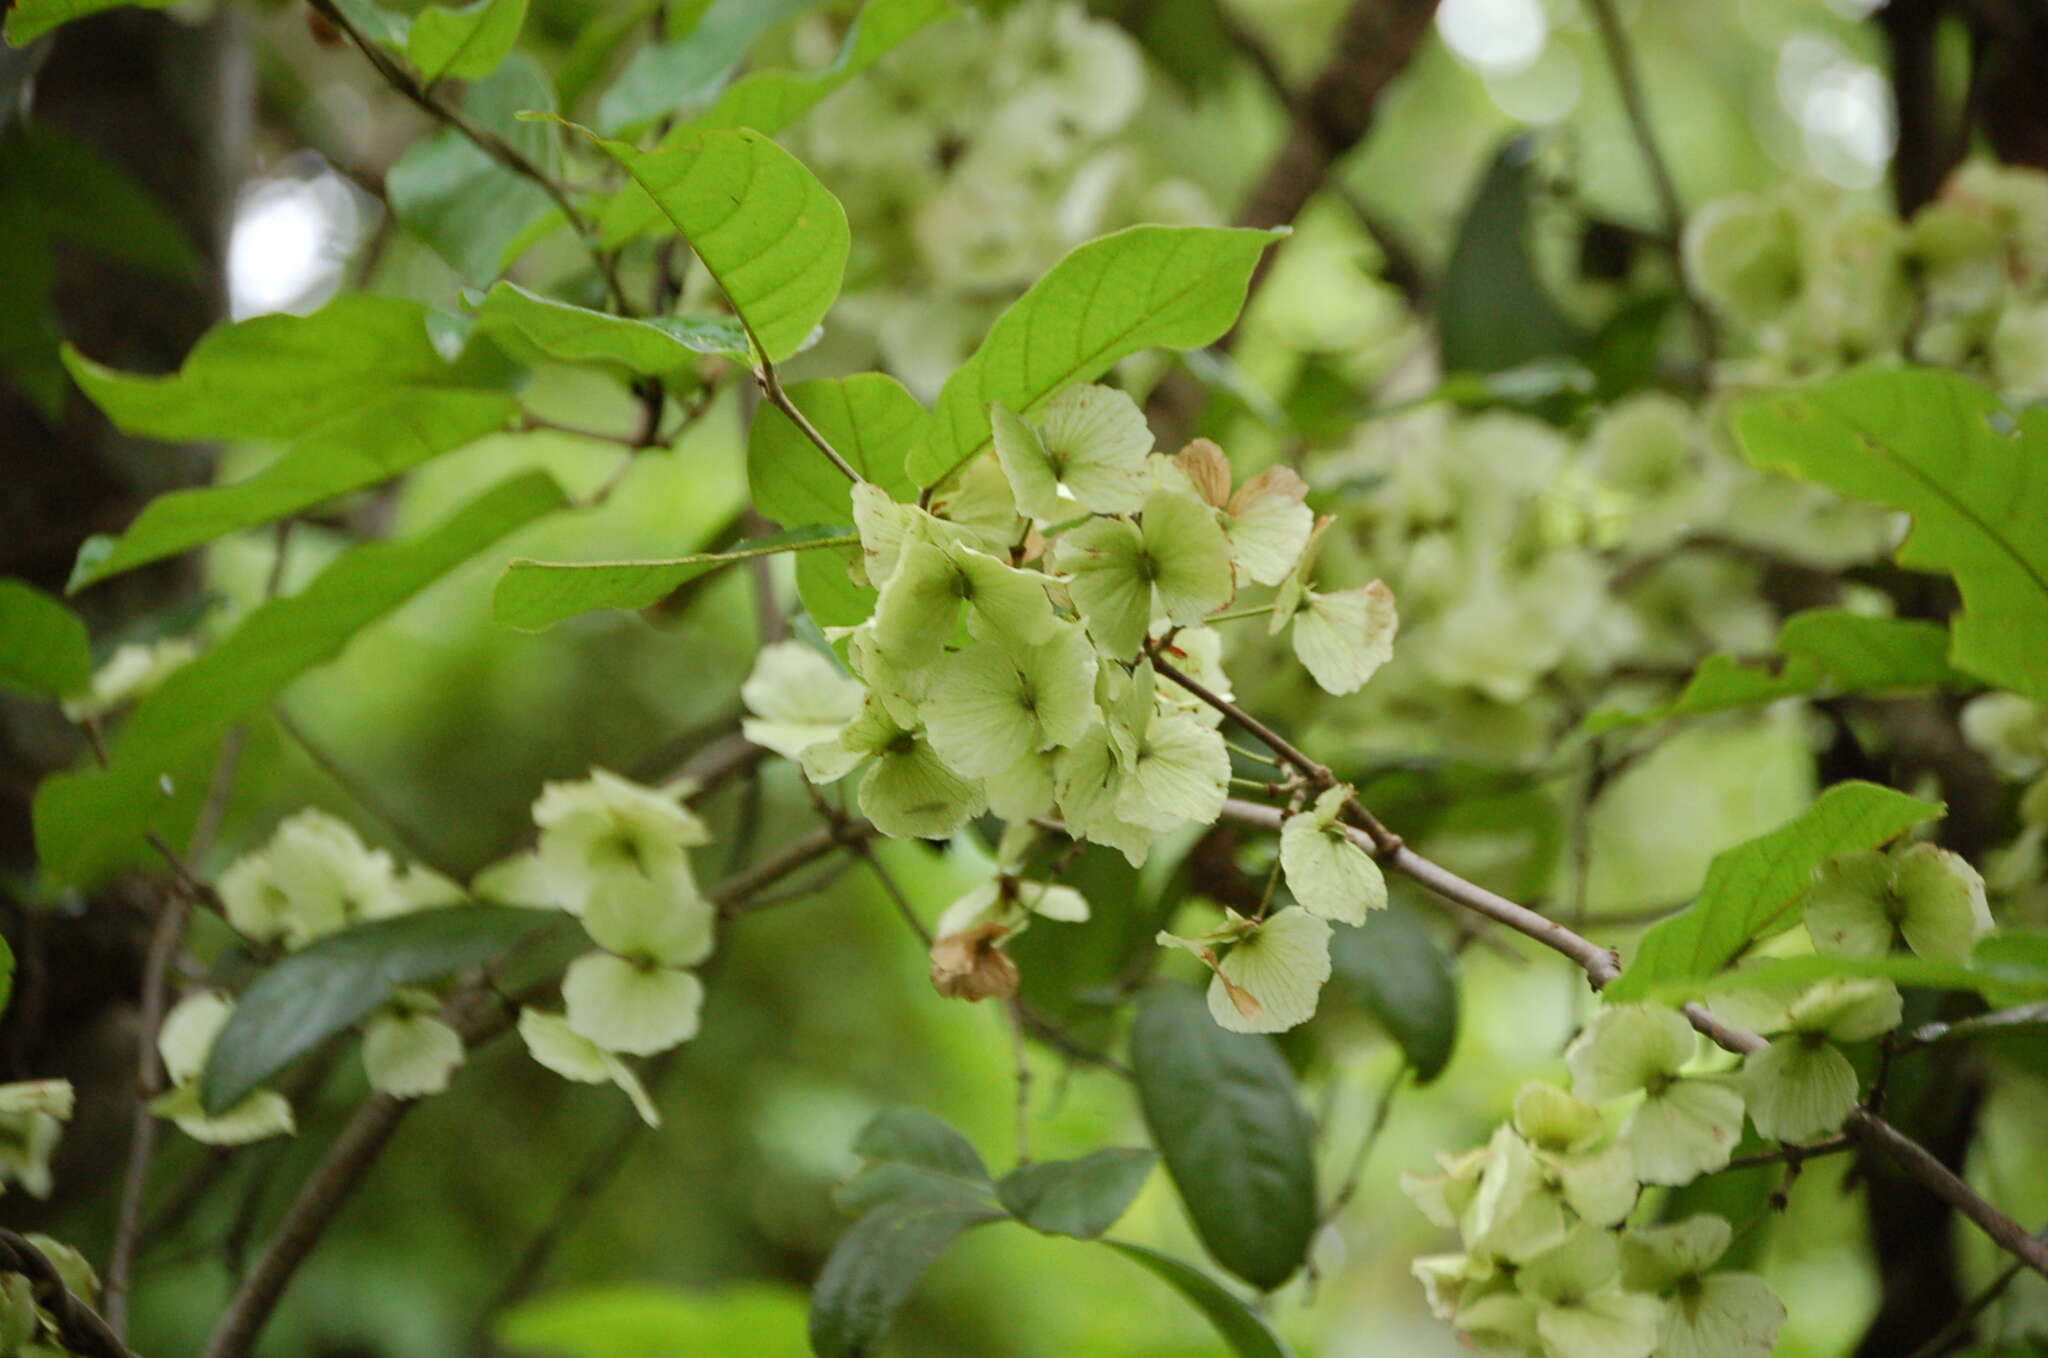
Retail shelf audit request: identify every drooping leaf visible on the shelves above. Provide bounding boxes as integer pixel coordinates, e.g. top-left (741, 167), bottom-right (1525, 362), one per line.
top-left (1097, 1242), bottom-right (1296, 1358)
top-left (596, 0), bottom-right (823, 134)
top-left (807, 1200), bottom-right (1005, 1358)
top-left (1584, 609), bottom-right (1971, 734)
top-left (1606, 782), bottom-right (1945, 1001)
top-left (1738, 369), bottom-right (2048, 701)
top-left (906, 224), bottom-right (1284, 487)
top-left (497, 1283), bottom-right (810, 1358)
top-left (34, 473), bottom-right (567, 887)
top-left (997, 1148), bottom-right (1156, 1239)
top-left (1324, 904), bottom-right (1459, 1082)
top-left (62, 293), bottom-right (516, 444)
top-left (69, 390), bottom-right (518, 591)
top-left (748, 374), bottom-right (924, 528)
top-left (1130, 984), bottom-right (1317, 1290)
top-left (201, 905), bottom-right (553, 1113)
top-left (0, 580), bottom-right (90, 700)
top-left (406, 0), bottom-right (527, 84)
top-left (1437, 139), bottom-right (1581, 375)
top-left (4, 0), bottom-right (172, 45)
top-left (835, 1106), bottom-right (996, 1213)
top-left (387, 56), bottom-right (559, 284)
top-left (494, 526), bottom-right (856, 632)
top-left (582, 124), bottom-right (849, 364)
top-left (474, 281), bottom-right (748, 375)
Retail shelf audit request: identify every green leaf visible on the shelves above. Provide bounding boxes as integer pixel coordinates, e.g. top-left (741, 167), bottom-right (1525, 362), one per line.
top-left (597, 0), bottom-right (823, 134)
top-left (836, 1107), bottom-right (996, 1213)
top-left (493, 526), bottom-right (856, 632)
top-left (201, 905), bottom-right (554, 1113)
top-left (796, 546), bottom-right (875, 633)
top-left (387, 56), bottom-right (558, 284)
top-left (0, 935), bottom-right (14, 1018)
top-left (807, 1200), bottom-right (1005, 1358)
top-left (70, 390), bottom-right (518, 591)
top-left (1584, 609), bottom-right (1971, 734)
top-left (34, 472), bottom-right (566, 887)
top-left (1097, 1242), bottom-right (1296, 1358)
top-left (474, 281), bottom-right (748, 375)
top-left (997, 1148), bottom-right (1155, 1239)
top-left (497, 1283), bottom-right (809, 1358)
top-left (580, 124), bottom-right (849, 364)
top-left (1130, 984), bottom-right (1317, 1290)
top-left (1649, 947), bottom-right (2048, 1007)
top-left (62, 294), bottom-right (516, 443)
top-left (1325, 904), bottom-right (1459, 1083)
top-left (0, 580), bottom-right (90, 699)
top-left (906, 224), bottom-right (1285, 488)
top-left (748, 374), bottom-right (923, 527)
top-left (4, 0), bottom-right (172, 45)
top-left (0, 124), bottom-right (198, 281)
top-left (1737, 369), bottom-right (2048, 701)
top-left (1438, 139), bottom-right (1581, 375)
top-left (1606, 782), bottom-right (1945, 1002)
top-left (406, 0), bottom-right (527, 83)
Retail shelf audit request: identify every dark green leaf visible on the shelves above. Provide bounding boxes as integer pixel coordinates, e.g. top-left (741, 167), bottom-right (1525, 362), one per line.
top-left (807, 1200), bottom-right (1004, 1358)
top-left (1606, 781), bottom-right (1945, 1001)
top-left (1130, 984), bottom-right (1317, 1290)
top-left (475, 281), bottom-right (748, 374)
top-left (497, 1283), bottom-right (809, 1358)
top-left (34, 472), bottom-right (566, 887)
top-left (582, 124), bottom-right (849, 364)
top-left (997, 1148), bottom-right (1155, 1239)
top-left (70, 390), bottom-right (517, 591)
top-left (494, 527), bottom-right (856, 632)
top-left (62, 294), bottom-right (516, 443)
top-left (1097, 1242), bottom-right (1296, 1358)
top-left (4, 0), bottom-right (172, 45)
top-left (387, 56), bottom-right (559, 283)
top-left (0, 124), bottom-right (198, 280)
top-left (0, 580), bottom-right (90, 699)
top-left (748, 374), bottom-right (923, 528)
top-left (1437, 139), bottom-right (1581, 374)
top-left (407, 0), bottom-right (527, 83)
top-left (835, 1107), bottom-right (996, 1213)
top-left (1737, 369), bottom-right (2048, 701)
top-left (202, 905), bottom-right (554, 1113)
top-left (906, 224), bottom-right (1284, 487)
top-left (597, 0), bottom-right (823, 134)
top-left (1325, 905), bottom-right (1459, 1083)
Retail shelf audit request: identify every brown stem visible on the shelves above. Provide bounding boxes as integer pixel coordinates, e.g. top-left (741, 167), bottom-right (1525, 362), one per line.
top-left (0, 1229), bottom-right (138, 1358)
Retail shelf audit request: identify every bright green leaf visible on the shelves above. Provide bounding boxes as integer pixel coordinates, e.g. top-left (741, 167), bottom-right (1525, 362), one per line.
top-left (808, 1200), bottom-right (1005, 1358)
top-left (907, 224), bottom-right (1284, 487)
top-left (497, 1283), bottom-right (809, 1358)
top-left (34, 472), bottom-right (566, 887)
top-left (202, 905), bottom-right (554, 1113)
top-left (1130, 984), bottom-right (1317, 1290)
top-left (406, 0), bottom-right (527, 84)
top-left (1098, 1242), bottom-right (1297, 1358)
top-left (1325, 904), bottom-right (1459, 1083)
top-left (1607, 782), bottom-right (1945, 1001)
top-left (997, 1148), bottom-right (1155, 1239)
top-left (474, 281), bottom-right (747, 375)
top-left (0, 580), bottom-right (90, 699)
top-left (493, 526), bottom-right (857, 632)
top-left (748, 374), bottom-right (924, 528)
top-left (4, 0), bottom-right (171, 45)
top-left (1738, 369), bottom-right (2048, 701)
top-left (582, 124), bottom-right (849, 364)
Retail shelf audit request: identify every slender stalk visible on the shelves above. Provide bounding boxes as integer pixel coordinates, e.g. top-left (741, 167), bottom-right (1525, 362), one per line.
top-left (1903, 1002), bottom-right (2048, 1050)
top-left (755, 364), bottom-right (862, 483)
top-left (272, 705), bottom-right (458, 876)
top-left (1007, 1001), bottom-right (1033, 1166)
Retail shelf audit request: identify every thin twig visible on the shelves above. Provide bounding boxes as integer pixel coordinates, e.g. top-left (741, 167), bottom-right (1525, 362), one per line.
top-left (1320, 1062), bottom-right (1404, 1227)
top-left (271, 705), bottom-right (458, 876)
top-left (1007, 1000), bottom-right (1033, 1165)
top-left (1904, 1232), bottom-right (2043, 1358)
top-left (755, 364), bottom-right (862, 483)
top-left (1902, 1002), bottom-right (2048, 1050)
top-left (1720, 1135), bottom-right (1855, 1174)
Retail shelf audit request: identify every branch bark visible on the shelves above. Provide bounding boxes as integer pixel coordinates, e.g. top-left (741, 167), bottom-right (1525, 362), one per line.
top-left (0, 1229), bottom-right (137, 1358)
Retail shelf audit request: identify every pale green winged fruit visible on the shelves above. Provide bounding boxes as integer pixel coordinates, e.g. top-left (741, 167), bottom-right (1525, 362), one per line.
top-left (218, 809), bottom-right (411, 948)
top-left (1172, 438), bottom-right (1314, 586)
top-left (0, 1081), bottom-right (70, 1198)
top-left (990, 385), bottom-right (1151, 522)
top-left (1566, 1004), bottom-right (1744, 1184)
top-left (1510, 1082), bottom-right (1639, 1228)
top-left (560, 872), bottom-right (715, 1057)
top-left (1052, 723), bottom-right (1156, 866)
top-left (1742, 979), bottom-right (1900, 1142)
top-left (362, 988), bottom-right (465, 1099)
top-left (1115, 708), bottom-right (1230, 831)
top-left (803, 697), bottom-right (987, 840)
top-left (1512, 1225), bottom-right (1664, 1358)
top-left (1055, 484), bottom-right (1233, 658)
top-left (1805, 843), bottom-right (1991, 961)
top-left (1160, 907), bottom-right (1332, 1034)
top-left (921, 624), bottom-right (1097, 778)
top-left (873, 536), bottom-right (1059, 672)
top-left (1621, 1214), bottom-right (1784, 1358)
top-left (1270, 515), bottom-right (1399, 695)
top-left (517, 1008), bottom-right (660, 1127)
top-left (148, 992), bottom-right (295, 1146)
top-left (1279, 784), bottom-right (1387, 925)
top-left (534, 768), bottom-right (710, 905)
top-left (740, 640), bottom-right (866, 761)
top-left (934, 875), bottom-right (1090, 940)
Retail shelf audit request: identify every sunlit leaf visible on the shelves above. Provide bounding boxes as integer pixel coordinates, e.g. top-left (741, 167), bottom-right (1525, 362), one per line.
top-left (748, 374), bottom-right (924, 528)
top-left (406, 0), bottom-right (527, 84)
